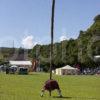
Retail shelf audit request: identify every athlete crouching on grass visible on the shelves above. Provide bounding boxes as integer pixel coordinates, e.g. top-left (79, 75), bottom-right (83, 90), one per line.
top-left (41, 79), bottom-right (62, 97)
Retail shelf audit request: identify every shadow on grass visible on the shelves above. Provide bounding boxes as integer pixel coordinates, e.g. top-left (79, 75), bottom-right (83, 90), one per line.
top-left (53, 96), bottom-right (72, 99)
top-left (53, 96), bottom-right (97, 100)
top-left (16, 73), bottom-right (40, 76)
top-left (0, 92), bottom-right (3, 94)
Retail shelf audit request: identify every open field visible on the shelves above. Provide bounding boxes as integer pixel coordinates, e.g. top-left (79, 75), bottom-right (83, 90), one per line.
top-left (0, 73), bottom-right (100, 100)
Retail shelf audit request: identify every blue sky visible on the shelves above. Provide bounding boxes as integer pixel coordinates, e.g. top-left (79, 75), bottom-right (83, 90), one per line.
top-left (0, 0), bottom-right (100, 48)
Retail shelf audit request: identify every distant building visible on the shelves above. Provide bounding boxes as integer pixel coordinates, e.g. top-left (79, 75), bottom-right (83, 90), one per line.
top-left (9, 60), bottom-right (32, 71)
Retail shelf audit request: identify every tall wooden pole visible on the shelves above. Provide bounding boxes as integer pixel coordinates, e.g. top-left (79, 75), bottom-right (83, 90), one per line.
top-left (50, 0), bottom-right (55, 80)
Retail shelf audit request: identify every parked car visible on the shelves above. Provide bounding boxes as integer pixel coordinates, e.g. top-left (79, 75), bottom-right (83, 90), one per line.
top-left (0, 65), bottom-right (7, 72)
top-left (9, 65), bottom-right (18, 74)
top-left (18, 67), bottom-right (28, 75)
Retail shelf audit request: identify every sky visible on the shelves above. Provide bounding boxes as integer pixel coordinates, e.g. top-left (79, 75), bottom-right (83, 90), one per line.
top-left (0, 0), bottom-right (100, 48)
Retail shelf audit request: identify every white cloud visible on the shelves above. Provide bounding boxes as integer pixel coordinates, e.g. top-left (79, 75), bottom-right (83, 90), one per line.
top-left (21, 35), bottom-right (37, 49)
top-left (60, 35), bottom-right (67, 41)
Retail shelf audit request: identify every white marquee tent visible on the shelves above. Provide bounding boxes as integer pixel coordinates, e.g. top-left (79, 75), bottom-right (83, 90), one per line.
top-left (9, 61), bottom-right (32, 68)
top-left (55, 65), bottom-right (78, 75)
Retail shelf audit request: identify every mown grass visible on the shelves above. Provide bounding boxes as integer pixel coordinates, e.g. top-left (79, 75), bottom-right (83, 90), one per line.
top-left (0, 72), bottom-right (100, 100)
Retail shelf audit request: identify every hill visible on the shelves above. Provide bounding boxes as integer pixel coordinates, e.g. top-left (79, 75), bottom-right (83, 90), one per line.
top-left (30, 15), bottom-right (100, 71)
top-left (0, 47), bottom-right (31, 65)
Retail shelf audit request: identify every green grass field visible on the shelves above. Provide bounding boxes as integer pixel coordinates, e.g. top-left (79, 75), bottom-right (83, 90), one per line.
top-left (0, 73), bottom-right (100, 100)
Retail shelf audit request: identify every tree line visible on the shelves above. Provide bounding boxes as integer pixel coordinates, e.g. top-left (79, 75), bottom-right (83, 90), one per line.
top-left (30, 15), bottom-right (100, 71)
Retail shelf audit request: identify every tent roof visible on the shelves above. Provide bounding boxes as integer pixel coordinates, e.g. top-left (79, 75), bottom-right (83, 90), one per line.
top-left (9, 61), bottom-right (32, 66)
top-left (10, 65), bottom-right (18, 68)
top-left (58, 65), bottom-right (76, 70)
top-left (94, 55), bottom-right (100, 59)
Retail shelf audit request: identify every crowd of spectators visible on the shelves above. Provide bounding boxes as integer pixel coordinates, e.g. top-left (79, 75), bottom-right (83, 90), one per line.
top-left (81, 66), bottom-right (100, 75)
